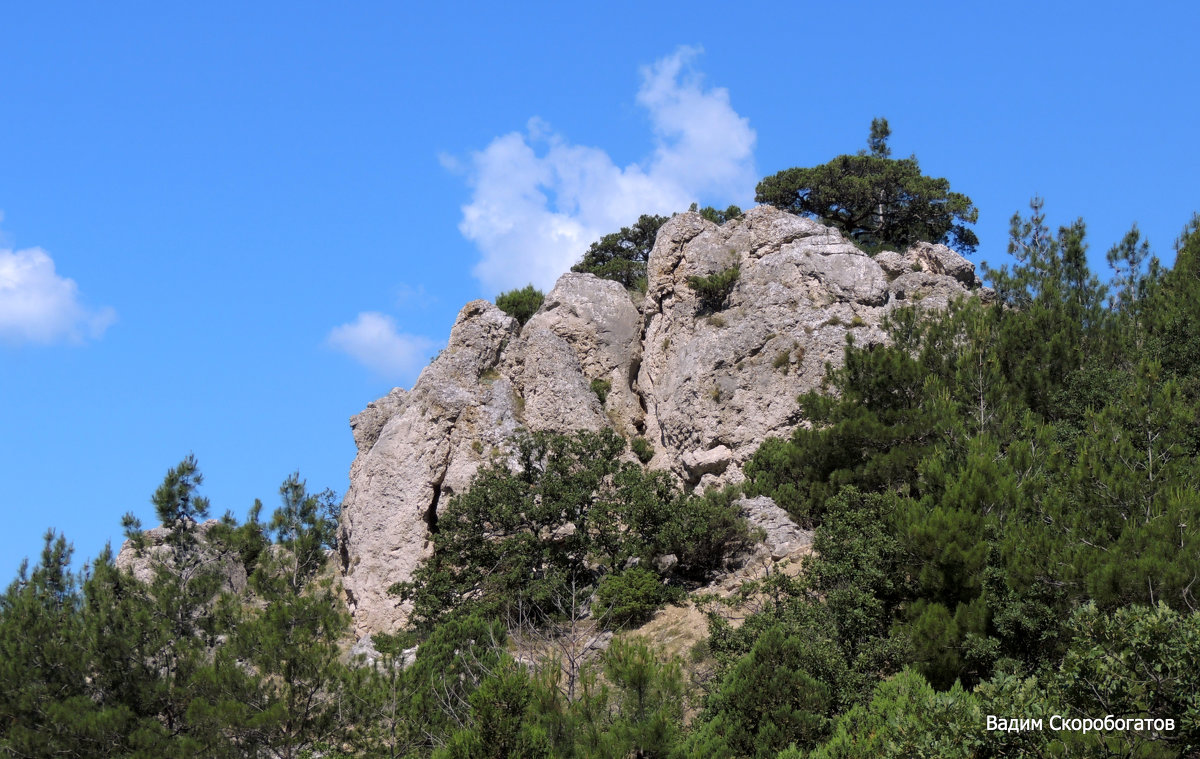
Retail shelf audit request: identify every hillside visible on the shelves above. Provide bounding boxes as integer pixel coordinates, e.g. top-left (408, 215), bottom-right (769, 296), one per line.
top-left (7, 203), bottom-right (1200, 759)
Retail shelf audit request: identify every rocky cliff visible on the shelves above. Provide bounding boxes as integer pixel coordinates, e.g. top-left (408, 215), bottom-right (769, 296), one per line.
top-left (339, 205), bottom-right (987, 636)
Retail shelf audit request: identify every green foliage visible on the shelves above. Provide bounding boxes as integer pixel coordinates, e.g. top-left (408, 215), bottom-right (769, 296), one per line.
top-left (739, 201), bottom-right (1200, 714)
top-left (659, 487), bottom-right (752, 580)
top-left (590, 377), bottom-right (612, 405)
top-left (1051, 603), bottom-right (1200, 756)
top-left (756, 119), bottom-right (978, 254)
top-left (595, 568), bottom-right (681, 628)
top-left (0, 459), bottom-right (359, 758)
top-left (0, 533), bottom-right (96, 757)
top-left (436, 664), bottom-right (552, 759)
top-left (866, 116), bottom-right (891, 159)
top-left (700, 625), bottom-right (836, 757)
top-left (495, 284), bottom-right (544, 326)
top-left (630, 435), bottom-right (655, 464)
top-left (527, 638), bottom-right (685, 759)
top-left (596, 638), bottom-right (684, 757)
top-left (686, 264), bottom-right (740, 312)
top-left (230, 475), bottom-right (348, 758)
top-left (572, 214), bottom-right (668, 291)
top-left (398, 429), bottom-right (748, 629)
top-left (808, 668), bottom-right (984, 759)
top-left (690, 202), bottom-right (744, 225)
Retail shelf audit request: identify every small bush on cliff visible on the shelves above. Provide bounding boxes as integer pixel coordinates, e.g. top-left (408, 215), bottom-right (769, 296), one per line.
top-left (631, 435), bottom-right (655, 463)
top-left (687, 264), bottom-right (740, 312)
top-left (691, 202), bottom-right (744, 225)
top-left (596, 567), bottom-right (682, 628)
top-left (495, 284), bottom-right (544, 326)
top-left (590, 377), bottom-right (612, 405)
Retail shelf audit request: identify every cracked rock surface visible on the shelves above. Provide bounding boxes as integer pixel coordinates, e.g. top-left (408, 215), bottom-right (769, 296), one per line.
top-left (340, 205), bottom-right (987, 635)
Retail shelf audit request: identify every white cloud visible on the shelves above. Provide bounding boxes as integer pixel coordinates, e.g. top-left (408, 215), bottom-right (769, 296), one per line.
top-left (0, 246), bottom-right (117, 345)
top-left (456, 46), bottom-right (757, 293)
top-left (327, 312), bottom-right (436, 380)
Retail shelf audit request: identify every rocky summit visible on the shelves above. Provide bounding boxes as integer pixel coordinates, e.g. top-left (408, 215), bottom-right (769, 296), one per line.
top-left (338, 205), bottom-right (987, 636)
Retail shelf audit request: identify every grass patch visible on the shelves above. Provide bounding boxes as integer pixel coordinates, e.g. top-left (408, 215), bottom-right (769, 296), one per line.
top-left (772, 350), bottom-right (791, 373)
top-left (590, 377), bottom-right (612, 405)
top-left (631, 436), bottom-right (655, 464)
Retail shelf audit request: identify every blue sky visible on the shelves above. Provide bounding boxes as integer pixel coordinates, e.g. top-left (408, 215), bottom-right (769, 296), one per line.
top-left (2, 1), bottom-right (1198, 571)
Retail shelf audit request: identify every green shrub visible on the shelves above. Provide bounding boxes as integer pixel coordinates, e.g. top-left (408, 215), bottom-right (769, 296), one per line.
top-left (495, 284), bottom-right (544, 326)
top-left (400, 430), bottom-right (748, 629)
top-left (631, 436), bottom-right (655, 464)
top-left (595, 567), bottom-right (677, 627)
top-left (590, 378), bottom-right (612, 405)
top-left (773, 350), bottom-right (791, 372)
top-left (686, 264), bottom-right (740, 312)
top-left (693, 203), bottom-right (744, 225)
top-left (664, 488), bottom-right (752, 579)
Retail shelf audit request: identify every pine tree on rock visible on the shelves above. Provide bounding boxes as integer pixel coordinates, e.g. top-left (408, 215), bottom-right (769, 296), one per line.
top-left (756, 119), bottom-right (978, 254)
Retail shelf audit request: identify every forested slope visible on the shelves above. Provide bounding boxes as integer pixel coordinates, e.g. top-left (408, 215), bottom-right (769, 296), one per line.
top-left (5, 123), bottom-right (1200, 756)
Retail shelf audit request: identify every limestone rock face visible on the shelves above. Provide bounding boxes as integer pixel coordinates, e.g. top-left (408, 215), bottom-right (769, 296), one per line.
top-left (339, 301), bottom-right (521, 636)
top-left (636, 206), bottom-right (984, 486)
top-left (340, 205), bottom-right (986, 635)
top-left (510, 273), bottom-right (645, 436)
top-left (736, 495), bottom-right (812, 561)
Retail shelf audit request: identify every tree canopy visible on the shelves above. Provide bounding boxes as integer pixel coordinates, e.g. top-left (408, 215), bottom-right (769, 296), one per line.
top-left (395, 429), bottom-right (750, 630)
top-left (756, 118), bottom-right (979, 254)
top-left (571, 214), bottom-right (667, 291)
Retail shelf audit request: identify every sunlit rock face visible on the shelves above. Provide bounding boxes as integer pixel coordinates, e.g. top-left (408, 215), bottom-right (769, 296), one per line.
top-left (339, 206), bottom-right (987, 636)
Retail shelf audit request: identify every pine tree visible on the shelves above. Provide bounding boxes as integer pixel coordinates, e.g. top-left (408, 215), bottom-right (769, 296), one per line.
top-left (0, 532), bottom-right (92, 756)
top-left (230, 474), bottom-right (348, 759)
top-left (115, 455), bottom-right (233, 754)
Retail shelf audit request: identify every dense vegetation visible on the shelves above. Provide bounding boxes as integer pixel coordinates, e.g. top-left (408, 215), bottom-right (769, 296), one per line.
top-left (5, 149), bottom-right (1200, 754)
top-left (0, 462), bottom-right (350, 758)
top-left (727, 203), bottom-right (1200, 756)
top-left (756, 118), bottom-right (979, 254)
top-left (395, 429), bottom-right (751, 631)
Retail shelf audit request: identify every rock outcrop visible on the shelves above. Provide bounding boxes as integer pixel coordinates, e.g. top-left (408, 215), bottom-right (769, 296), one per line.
top-left (115, 519), bottom-right (248, 594)
top-left (736, 495), bottom-right (813, 561)
top-left (339, 205), bottom-right (987, 635)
